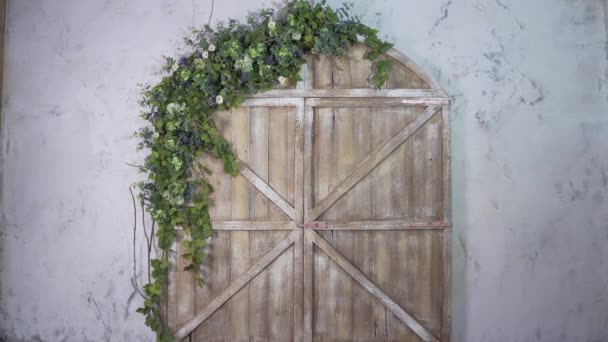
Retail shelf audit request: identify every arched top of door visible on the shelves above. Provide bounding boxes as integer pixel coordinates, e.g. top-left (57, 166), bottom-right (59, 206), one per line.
top-left (248, 43), bottom-right (449, 105)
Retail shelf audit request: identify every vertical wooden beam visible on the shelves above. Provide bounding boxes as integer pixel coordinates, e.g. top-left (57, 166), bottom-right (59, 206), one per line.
top-left (441, 104), bottom-right (452, 341)
top-left (303, 229), bottom-right (314, 342)
top-left (294, 100), bottom-right (305, 226)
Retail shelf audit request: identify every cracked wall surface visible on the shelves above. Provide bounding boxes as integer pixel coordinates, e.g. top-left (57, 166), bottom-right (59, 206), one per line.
top-left (1, 0), bottom-right (608, 341)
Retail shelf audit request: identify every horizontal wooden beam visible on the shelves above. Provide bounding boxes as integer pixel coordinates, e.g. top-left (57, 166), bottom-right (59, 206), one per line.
top-left (211, 221), bottom-right (296, 231)
top-left (306, 97), bottom-right (448, 107)
top-left (248, 88), bottom-right (449, 101)
top-left (174, 229), bottom-right (300, 340)
top-left (307, 221), bottom-right (451, 231)
top-left (306, 105), bottom-right (441, 221)
top-left (242, 97), bottom-right (303, 107)
top-left (308, 229), bottom-right (439, 342)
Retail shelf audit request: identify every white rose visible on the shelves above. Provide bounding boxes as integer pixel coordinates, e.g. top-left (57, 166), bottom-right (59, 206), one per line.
top-left (208, 44), bottom-right (216, 52)
top-left (215, 95), bottom-right (224, 104)
top-left (268, 19), bottom-right (276, 30)
top-left (278, 76), bottom-right (288, 85)
top-left (292, 32), bottom-right (301, 41)
top-left (202, 51), bottom-right (209, 59)
top-left (171, 63), bottom-right (179, 72)
top-left (152, 131), bottom-right (160, 139)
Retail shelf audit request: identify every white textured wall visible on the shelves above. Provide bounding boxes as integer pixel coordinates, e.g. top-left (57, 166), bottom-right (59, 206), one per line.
top-left (1, 0), bottom-right (607, 341)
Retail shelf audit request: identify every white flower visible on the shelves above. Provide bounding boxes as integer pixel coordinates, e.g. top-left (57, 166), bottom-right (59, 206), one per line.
top-left (167, 102), bottom-right (179, 114)
top-left (268, 19), bottom-right (276, 30)
top-left (171, 63), bottom-right (179, 72)
top-left (292, 32), bottom-right (301, 41)
top-left (215, 95), bottom-right (224, 105)
top-left (278, 76), bottom-right (288, 85)
top-left (167, 102), bottom-right (185, 114)
top-left (152, 131), bottom-right (160, 139)
top-left (208, 44), bottom-right (216, 52)
top-left (356, 34), bottom-right (365, 42)
top-left (202, 51), bottom-right (209, 59)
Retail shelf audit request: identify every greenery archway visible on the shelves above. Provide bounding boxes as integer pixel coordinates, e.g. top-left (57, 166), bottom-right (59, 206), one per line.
top-left (134, 1), bottom-right (393, 339)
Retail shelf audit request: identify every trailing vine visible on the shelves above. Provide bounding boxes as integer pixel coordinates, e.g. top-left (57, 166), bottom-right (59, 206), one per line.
top-left (134, 1), bottom-right (393, 340)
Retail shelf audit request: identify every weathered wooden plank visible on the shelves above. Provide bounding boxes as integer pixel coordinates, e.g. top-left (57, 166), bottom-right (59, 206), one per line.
top-left (293, 229), bottom-right (304, 342)
top-left (309, 230), bottom-right (439, 342)
top-left (390, 107), bottom-right (408, 220)
top-left (315, 221), bottom-right (451, 231)
top-left (303, 229), bottom-right (314, 342)
top-left (333, 106), bottom-right (355, 341)
top-left (175, 231), bottom-right (195, 341)
top-left (242, 97), bottom-right (303, 107)
top-left (386, 48), bottom-right (446, 95)
top-left (442, 106), bottom-right (452, 223)
top-left (230, 106), bottom-right (250, 341)
top-left (352, 105), bottom-right (374, 340)
top-left (371, 106), bottom-right (392, 340)
top-left (429, 113), bottom-right (444, 221)
top-left (309, 105), bottom-right (441, 221)
top-left (249, 106), bottom-right (270, 340)
top-left (307, 97), bottom-right (449, 107)
top-left (239, 165), bottom-right (296, 221)
top-left (313, 107), bottom-right (337, 341)
top-left (311, 53), bottom-right (335, 341)
top-left (268, 106), bottom-right (292, 219)
top-left (442, 229), bottom-right (452, 341)
top-left (313, 54), bottom-right (333, 89)
top-left (349, 44), bottom-right (373, 88)
top-left (431, 231), bottom-right (444, 338)
top-left (387, 232), bottom-right (417, 340)
top-left (388, 107), bottom-right (415, 340)
top-left (332, 55), bottom-right (351, 89)
top-left (372, 230), bottom-right (390, 341)
top-left (413, 108), bottom-right (430, 220)
top-left (249, 88), bottom-right (448, 100)
top-left (303, 104), bottom-right (314, 222)
top-left (193, 231), bottom-right (230, 341)
top-left (301, 56), bottom-right (313, 89)
top-left (441, 105), bottom-right (452, 341)
top-left (193, 107), bottom-right (233, 341)
top-left (175, 230), bottom-right (299, 340)
top-left (268, 106), bottom-right (293, 341)
top-left (294, 101), bottom-right (305, 226)
top-left (302, 103), bottom-right (314, 342)
top-left (371, 106), bottom-right (392, 222)
top-left (211, 220), bottom-right (295, 231)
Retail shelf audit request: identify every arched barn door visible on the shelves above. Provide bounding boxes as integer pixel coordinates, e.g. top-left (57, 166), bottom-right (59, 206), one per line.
top-left (168, 44), bottom-right (452, 342)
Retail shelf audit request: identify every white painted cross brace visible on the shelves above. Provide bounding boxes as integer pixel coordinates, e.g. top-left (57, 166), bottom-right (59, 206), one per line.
top-left (174, 229), bottom-right (300, 340)
top-left (239, 165), bottom-right (297, 221)
top-left (306, 105), bottom-right (441, 221)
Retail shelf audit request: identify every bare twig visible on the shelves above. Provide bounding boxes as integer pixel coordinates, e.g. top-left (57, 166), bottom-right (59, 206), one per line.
top-left (140, 200), bottom-right (152, 284)
top-left (208, 0), bottom-right (215, 25)
top-left (129, 187), bottom-right (146, 299)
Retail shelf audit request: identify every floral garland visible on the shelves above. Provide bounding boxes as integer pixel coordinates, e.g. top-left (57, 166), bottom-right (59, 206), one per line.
top-left (135, 1), bottom-right (393, 340)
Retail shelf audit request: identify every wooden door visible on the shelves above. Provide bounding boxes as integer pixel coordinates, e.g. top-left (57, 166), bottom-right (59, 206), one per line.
top-left (169, 45), bottom-right (451, 342)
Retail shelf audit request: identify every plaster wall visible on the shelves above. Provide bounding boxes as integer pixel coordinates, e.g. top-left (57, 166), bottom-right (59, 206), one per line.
top-left (1, 0), bottom-right (607, 341)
